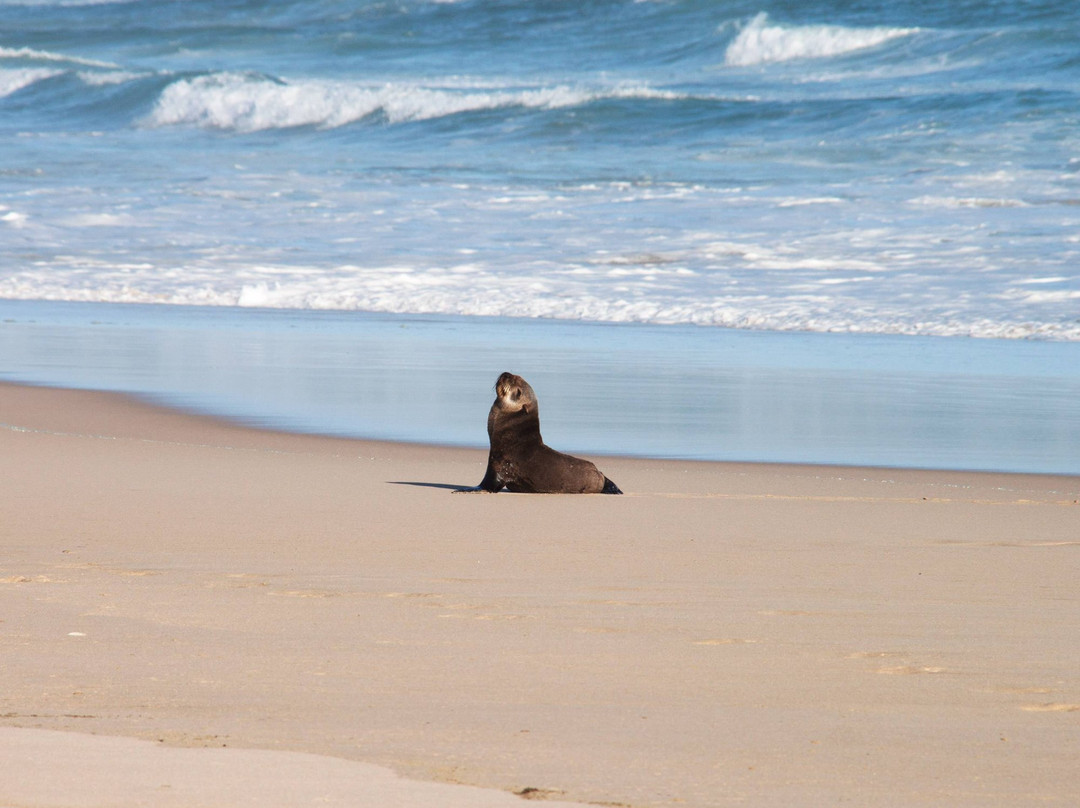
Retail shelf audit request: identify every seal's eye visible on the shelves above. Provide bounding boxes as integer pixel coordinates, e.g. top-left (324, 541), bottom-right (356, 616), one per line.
top-left (511, 389), bottom-right (520, 401)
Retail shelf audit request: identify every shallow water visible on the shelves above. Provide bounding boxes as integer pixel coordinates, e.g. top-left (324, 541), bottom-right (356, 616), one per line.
top-left (3, 300), bottom-right (1078, 475)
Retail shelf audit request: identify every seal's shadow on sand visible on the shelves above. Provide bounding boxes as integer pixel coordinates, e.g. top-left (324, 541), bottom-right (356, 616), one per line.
top-left (388, 481), bottom-right (467, 491)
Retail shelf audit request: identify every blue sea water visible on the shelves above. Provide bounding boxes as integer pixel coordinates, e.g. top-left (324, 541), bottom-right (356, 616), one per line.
top-left (3, 0), bottom-right (1079, 336)
top-left (1, 1), bottom-right (1079, 472)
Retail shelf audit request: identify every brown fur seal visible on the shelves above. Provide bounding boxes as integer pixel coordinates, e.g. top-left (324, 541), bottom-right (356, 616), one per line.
top-left (457, 372), bottom-right (622, 494)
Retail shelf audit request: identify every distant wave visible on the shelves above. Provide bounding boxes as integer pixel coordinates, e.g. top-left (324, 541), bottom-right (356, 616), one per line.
top-left (0, 67), bottom-right (62, 97)
top-left (0, 62), bottom-right (685, 131)
top-left (144, 72), bottom-right (682, 132)
top-left (0, 45), bottom-right (127, 99)
top-left (0, 45), bottom-right (120, 69)
top-left (725, 13), bottom-right (918, 67)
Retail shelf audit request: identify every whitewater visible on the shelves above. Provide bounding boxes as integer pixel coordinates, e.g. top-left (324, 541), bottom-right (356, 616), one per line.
top-left (1, 0), bottom-right (1078, 340)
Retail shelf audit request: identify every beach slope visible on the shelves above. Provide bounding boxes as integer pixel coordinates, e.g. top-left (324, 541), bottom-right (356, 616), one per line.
top-left (1, 382), bottom-right (1078, 807)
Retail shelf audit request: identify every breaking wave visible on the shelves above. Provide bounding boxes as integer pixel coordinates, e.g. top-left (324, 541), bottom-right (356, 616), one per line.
top-left (143, 72), bottom-right (681, 132)
top-left (725, 13), bottom-right (918, 67)
top-left (0, 67), bottom-right (62, 97)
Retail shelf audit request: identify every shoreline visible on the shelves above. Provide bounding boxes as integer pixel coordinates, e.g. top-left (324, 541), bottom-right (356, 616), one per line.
top-left (3, 381), bottom-right (1078, 807)
top-left (4, 298), bottom-right (1080, 475)
top-left (5, 377), bottom-right (1080, 488)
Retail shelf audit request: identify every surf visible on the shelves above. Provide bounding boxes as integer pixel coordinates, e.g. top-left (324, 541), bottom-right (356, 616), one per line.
top-left (143, 72), bottom-right (682, 132)
top-left (724, 12), bottom-right (918, 67)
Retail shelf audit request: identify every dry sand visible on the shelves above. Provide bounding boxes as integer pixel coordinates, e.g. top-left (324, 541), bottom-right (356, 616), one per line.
top-left (2, 380), bottom-right (1078, 807)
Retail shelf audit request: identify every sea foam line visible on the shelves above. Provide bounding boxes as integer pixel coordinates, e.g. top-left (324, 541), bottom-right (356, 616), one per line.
top-left (2, 264), bottom-right (1078, 342)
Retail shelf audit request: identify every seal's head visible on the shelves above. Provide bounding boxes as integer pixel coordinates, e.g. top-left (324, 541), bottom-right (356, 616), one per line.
top-left (493, 372), bottom-right (538, 415)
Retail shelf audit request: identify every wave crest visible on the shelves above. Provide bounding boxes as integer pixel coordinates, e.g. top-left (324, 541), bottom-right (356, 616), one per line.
top-left (0, 67), bottom-right (62, 98)
top-left (725, 13), bottom-right (918, 67)
top-left (144, 73), bottom-right (679, 132)
top-left (0, 45), bottom-right (119, 69)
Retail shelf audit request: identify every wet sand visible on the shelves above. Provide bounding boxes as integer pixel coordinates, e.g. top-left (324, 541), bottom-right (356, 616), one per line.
top-left (2, 381), bottom-right (1078, 807)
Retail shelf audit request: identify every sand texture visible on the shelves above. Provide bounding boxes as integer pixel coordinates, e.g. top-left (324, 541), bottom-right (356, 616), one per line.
top-left (2, 381), bottom-right (1078, 807)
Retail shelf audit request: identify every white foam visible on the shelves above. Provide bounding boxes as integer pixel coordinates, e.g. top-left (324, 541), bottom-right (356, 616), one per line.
top-left (60, 213), bottom-right (137, 227)
top-left (1001, 288), bottom-right (1080, 304)
top-left (0, 67), bottom-right (61, 98)
top-left (0, 46), bottom-right (120, 69)
top-left (908, 196), bottom-right (1030, 209)
top-left (776, 197), bottom-right (846, 207)
top-left (3, 256), bottom-right (1078, 342)
top-left (77, 69), bottom-right (145, 86)
top-left (144, 73), bottom-right (680, 132)
top-left (0, 209), bottom-right (30, 228)
top-left (725, 13), bottom-right (918, 67)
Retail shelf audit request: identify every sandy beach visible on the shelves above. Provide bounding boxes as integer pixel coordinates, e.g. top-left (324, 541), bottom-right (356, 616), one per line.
top-left (2, 380), bottom-right (1078, 807)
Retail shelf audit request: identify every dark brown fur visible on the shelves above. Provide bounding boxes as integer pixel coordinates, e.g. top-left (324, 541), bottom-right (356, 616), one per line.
top-left (459, 372), bottom-right (622, 494)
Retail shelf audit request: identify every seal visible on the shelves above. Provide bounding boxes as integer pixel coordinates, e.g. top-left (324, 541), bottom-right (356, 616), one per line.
top-left (458, 372), bottom-right (623, 494)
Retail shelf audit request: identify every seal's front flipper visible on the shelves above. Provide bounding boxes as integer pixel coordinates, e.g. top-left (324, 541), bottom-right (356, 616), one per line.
top-left (601, 477), bottom-right (623, 495)
top-left (454, 469), bottom-right (504, 492)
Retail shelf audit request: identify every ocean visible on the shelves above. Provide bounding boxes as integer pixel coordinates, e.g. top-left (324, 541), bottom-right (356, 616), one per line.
top-left (1, 0), bottom-right (1079, 473)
